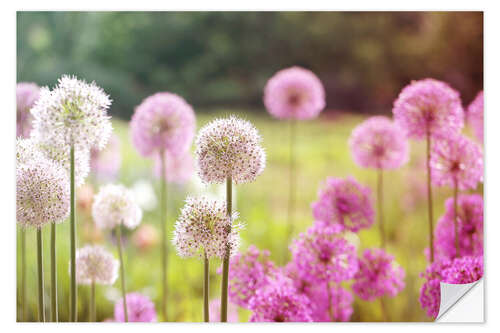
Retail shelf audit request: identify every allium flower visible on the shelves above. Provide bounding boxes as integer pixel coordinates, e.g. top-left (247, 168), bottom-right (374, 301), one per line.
top-left (16, 82), bottom-right (40, 138)
top-left (130, 92), bottom-right (196, 157)
top-left (264, 66), bottom-right (325, 120)
top-left (153, 149), bottom-right (194, 184)
top-left (92, 184), bottom-right (142, 230)
top-left (114, 292), bottom-right (157, 322)
top-left (16, 138), bottom-right (44, 165)
top-left (430, 133), bottom-right (483, 190)
top-left (434, 194), bottom-right (483, 260)
top-left (91, 134), bottom-right (121, 181)
top-left (248, 275), bottom-right (313, 322)
top-left (352, 248), bottom-right (405, 301)
top-left (392, 78), bottom-right (464, 139)
top-left (311, 176), bottom-right (374, 232)
top-left (441, 255), bottom-right (483, 284)
top-left (209, 299), bottom-right (239, 322)
top-left (467, 91), bottom-right (483, 143)
top-left (17, 159), bottom-right (70, 229)
top-left (172, 196), bottom-right (242, 259)
top-left (195, 116), bottom-right (266, 184)
top-left (31, 75), bottom-right (112, 152)
top-left (75, 245), bottom-right (119, 285)
top-left (290, 222), bottom-right (358, 283)
top-left (228, 245), bottom-right (278, 308)
top-left (349, 116), bottom-right (409, 169)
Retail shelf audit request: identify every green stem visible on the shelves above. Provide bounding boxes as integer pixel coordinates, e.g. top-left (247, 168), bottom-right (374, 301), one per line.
top-left (377, 168), bottom-right (386, 248)
top-left (116, 225), bottom-right (128, 322)
top-left (203, 252), bottom-right (210, 322)
top-left (287, 119), bottom-right (296, 243)
top-left (37, 228), bottom-right (45, 322)
top-left (51, 223), bottom-right (58, 322)
top-left (453, 179), bottom-right (460, 258)
top-left (160, 150), bottom-right (168, 321)
top-left (220, 176), bottom-right (232, 322)
top-left (89, 281), bottom-right (95, 322)
top-left (425, 131), bottom-right (435, 262)
top-left (69, 145), bottom-right (77, 321)
top-left (21, 228), bottom-right (26, 321)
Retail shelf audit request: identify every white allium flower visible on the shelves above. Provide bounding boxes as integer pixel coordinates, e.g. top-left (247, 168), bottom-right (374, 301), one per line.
top-left (75, 245), bottom-right (119, 285)
top-left (195, 116), bottom-right (266, 184)
top-left (92, 184), bottom-right (142, 230)
top-left (16, 138), bottom-right (45, 165)
top-left (172, 196), bottom-right (242, 259)
top-left (17, 159), bottom-right (70, 229)
top-left (31, 75), bottom-right (112, 152)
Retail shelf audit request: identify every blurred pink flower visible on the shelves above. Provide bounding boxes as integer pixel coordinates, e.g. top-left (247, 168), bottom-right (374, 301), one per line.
top-left (114, 292), bottom-right (157, 322)
top-left (132, 224), bottom-right (159, 252)
top-left (153, 149), bottom-right (194, 184)
top-left (130, 92), bottom-right (195, 157)
top-left (467, 91), bottom-right (483, 143)
top-left (311, 176), bottom-right (374, 232)
top-left (352, 248), bottom-right (405, 301)
top-left (209, 299), bottom-right (239, 322)
top-left (392, 78), bottom-right (464, 140)
top-left (430, 133), bottom-right (483, 190)
top-left (349, 116), bottom-right (409, 170)
top-left (90, 134), bottom-right (122, 181)
top-left (16, 82), bottom-right (40, 138)
top-left (264, 66), bottom-right (325, 120)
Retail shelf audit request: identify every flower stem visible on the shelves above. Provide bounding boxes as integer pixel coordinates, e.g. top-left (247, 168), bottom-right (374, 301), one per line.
top-left (21, 228), bottom-right (26, 321)
top-left (116, 224), bottom-right (128, 322)
top-left (160, 150), bottom-right (168, 321)
top-left (453, 179), bottom-right (460, 258)
top-left (287, 118), bottom-right (297, 245)
top-left (203, 252), bottom-right (210, 322)
top-left (380, 297), bottom-right (389, 321)
top-left (37, 228), bottom-right (45, 322)
top-left (89, 281), bottom-right (95, 322)
top-left (50, 223), bottom-right (58, 322)
top-left (327, 283), bottom-right (334, 321)
top-left (69, 145), bottom-right (77, 321)
top-left (425, 131), bottom-right (435, 262)
top-left (220, 176), bottom-right (232, 322)
top-left (377, 168), bottom-right (386, 249)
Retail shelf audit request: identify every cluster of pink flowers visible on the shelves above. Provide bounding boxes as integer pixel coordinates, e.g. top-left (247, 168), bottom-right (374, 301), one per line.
top-left (312, 176), bottom-right (374, 232)
top-left (16, 82), bottom-right (40, 138)
top-left (467, 91), bottom-right (483, 143)
top-left (114, 292), bottom-right (157, 322)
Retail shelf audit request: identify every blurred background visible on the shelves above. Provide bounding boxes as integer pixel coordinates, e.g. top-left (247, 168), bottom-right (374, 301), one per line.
top-left (16, 12), bottom-right (483, 323)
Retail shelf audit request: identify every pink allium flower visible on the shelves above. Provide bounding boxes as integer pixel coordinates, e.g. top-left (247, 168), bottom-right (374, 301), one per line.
top-left (172, 196), bottom-right (242, 259)
top-left (16, 82), bottom-right (40, 138)
top-left (467, 91), bottom-right (483, 143)
top-left (195, 116), bottom-right (266, 184)
top-left (349, 116), bottom-right (409, 169)
top-left (209, 299), bottom-right (239, 322)
top-left (75, 245), bottom-right (119, 285)
top-left (114, 292), bottom-right (157, 322)
top-left (290, 222), bottom-right (358, 283)
top-left (311, 176), bottom-right (374, 232)
top-left (248, 275), bottom-right (313, 322)
top-left (392, 78), bottom-right (464, 140)
top-left (352, 248), bottom-right (405, 301)
top-left (263, 66), bottom-right (325, 120)
top-left (92, 184), bottom-right (142, 230)
top-left (441, 255), bottom-right (483, 284)
top-left (153, 149), bottom-right (194, 184)
top-left (130, 92), bottom-right (195, 157)
top-left (434, 194), bottom-right (483, 260)
top-left (228, 245), bottom-right (278, 308)
top-left (90, 134), bottom-right (121, 181)
top-left (430, 133), bottom-right (483, 190)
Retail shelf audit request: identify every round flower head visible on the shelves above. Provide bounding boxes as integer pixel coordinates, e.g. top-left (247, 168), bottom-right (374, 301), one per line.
top-left (130, 92), bottom-right (196, 157)
top-left (17, 159), bottom-right (70, 228)
top-left (153, 149), bottom-right (194, 184)
top-left (392, 78), bottom-right (464, 139)
top-left (31, 75), bottom-right (112, 152)
top-left (195, 116), bottom-right (266, 184)
top-left (228, 245), bottom-right (278, 308)
top-left (92, 184), bottom-right (142, 230)
top-left (290, 222), bottom-right (358, 283)
top-left (352, 248), bottom-right (405, 301)
top-left (114, 292), bottom-right (157, 322)
top-left (248, 274), bottom-right (313, 322)
top-left (75, 245), bottom-right (119, 285)
top-left (430, 133), bottom-right (483, 190)
top-left (434, 194), bottom-right (483, 260)
top-left (17, 82), bottom-right (40, 138)
top-left (264, 66), bottom-right (325, 120)
top-left (209, 299), bottom-right (239, 322)
top-left (173, 196), bottom-right (242, 259)
top-left (90, 133), bottom-right (121, 181)
top-left (349, 116), bottom-right (409, 169)
top-left (467, 91), bottom-right (483, 143)
top-left (311, 176), bottom-right (374, 232)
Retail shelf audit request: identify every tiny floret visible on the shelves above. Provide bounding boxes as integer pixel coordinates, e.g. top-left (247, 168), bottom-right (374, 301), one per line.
top-left (75, 245), bottom-right (119, 285)
top-left (92, 184), bottom-right (142, 230)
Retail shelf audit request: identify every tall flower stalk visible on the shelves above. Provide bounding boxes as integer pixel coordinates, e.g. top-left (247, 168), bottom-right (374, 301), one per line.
top-left (20, 228), bottom-right (26, 321)
top-left (69, 145), bottom-right (77, 320)
top-left (36, 229), bottom-right (45, 322)
top-left (220, 177), bottom-right (232, 321)
top-left (425, 131), bottom-right (435, 262)
top-left (203, 252), bottom-right (209, 322)
top-left (159, 150), bottom-right (168, 320)
top-left (287, 119), bottom-right (296, 242)
top-left (377, 169), bottom-right (386, 248)
top-left (50, 223), bottom-right (58, 321)
top-left (116, 225), bottom-right (128, 321)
